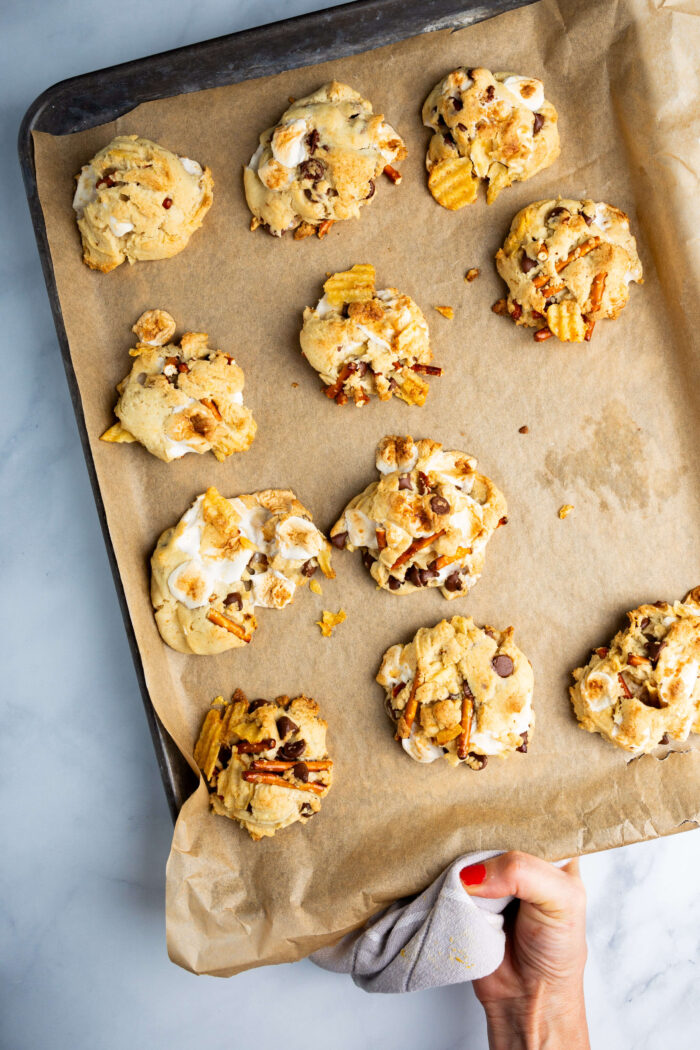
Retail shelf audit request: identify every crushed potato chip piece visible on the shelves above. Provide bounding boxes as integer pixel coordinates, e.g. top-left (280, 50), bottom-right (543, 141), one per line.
top-left (435, 305), bottom-right (454, 320)
top-left (546, 301), bottom-right (587, 342)
top-left (395, 370), bottom-right (429, 407)
top-left (100, 421), bottom-right (138, 444)
top-left (428, 157), bottom-right (479, 210)
top-left (465, 268), bottom-right (480, 282)
top-left (309, 579), bottom-right (323, 596)
top-left (317, 547), bottom-right (335, 580)
top-left (193, 707), bottom-right (224, 781)
top-left (316, 609), bottom-right (346, 637)
top-left (323, 264), bottom-right (376, 308)
top-left (132, 308), bottom-right (176, 347)
top-left (435, 725), bottom-right (462, 745)
top-left (201, 487), bottom-right (242, 541)
top-left (559, 504), bottom-right (575, 519)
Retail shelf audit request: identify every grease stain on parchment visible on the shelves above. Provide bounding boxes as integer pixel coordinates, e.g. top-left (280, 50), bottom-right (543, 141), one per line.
top-left (539, 399), bottom-right (683, 511)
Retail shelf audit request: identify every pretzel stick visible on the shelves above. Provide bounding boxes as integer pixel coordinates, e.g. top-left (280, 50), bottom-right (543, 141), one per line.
top-left (533, 237), bottom-right (602, 288)
top-left (589, 271), bottom-right (607, 313)
top-left (457, 688), bottom-right (474, 760)
top-left (540, 282), bottom-right (566, 298)
top-left (376, 528), bottom-right (387, 550)
top-left (242, 772), bottom-right (327, 795)
top-left (383, 164), bottom-right (402, 184)
top-left (200, 397), bottom-right (222, 420)
top-left (627, 654), bottom-right (651, 668)
top-left (206, 609), bottom-right (252, 642)
top-left (391, 530), bottom-right (445, 571)
top-left (324, 363), bottom-right (356, 401)
top-left (411, 364), bottom-right (443, 376)
top-left (234, 739), bottom-right (275, 754)
top-left (534, 327), bottom-right (553, 342)
top-left (618, 673), bottom-right (633, 699)
top-left (317, 219), bottom-right (334, 238)
top-left (431, 546), bottom-right (469, 571)
top-left (396, 674), bottom-right (421, 739)
top-left (251, 759), bottom-right (333, 772)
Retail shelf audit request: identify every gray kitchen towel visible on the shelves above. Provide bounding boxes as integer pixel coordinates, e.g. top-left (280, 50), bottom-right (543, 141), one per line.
top-left (311, 851), bottom-right (510, 992)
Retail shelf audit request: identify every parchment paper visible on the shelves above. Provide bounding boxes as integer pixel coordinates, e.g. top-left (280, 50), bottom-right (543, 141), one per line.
top-left (32, 0), bottom-right (700, 977)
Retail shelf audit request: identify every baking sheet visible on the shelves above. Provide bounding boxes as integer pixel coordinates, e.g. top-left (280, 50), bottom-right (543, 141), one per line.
top-left (32, 0), bottom-right (700, 977)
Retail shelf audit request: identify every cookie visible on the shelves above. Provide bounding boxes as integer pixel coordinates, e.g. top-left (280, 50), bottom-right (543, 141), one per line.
top-left (495, 198), bottom-right (643, 342)
top-left (100, 310), bottom-right (256, 462)
top-left (377, 616), bottom-right (534, 766)
top-left (422, 67), bottom-right (559, 208)
top-left (151, 486), bottom-right (334, 655)
top-left (300, 264), bottom-right (440, 407)
top-left (570, 588), bottom-right (700, 754)
top-left (244, 81), bottom-right (405, 238)
top-left (195, 689), bottom-right (332, 839)
top-left (72, 135), bottom-right (213, 272)
top-left (330, 435), bottom-right (507, 598)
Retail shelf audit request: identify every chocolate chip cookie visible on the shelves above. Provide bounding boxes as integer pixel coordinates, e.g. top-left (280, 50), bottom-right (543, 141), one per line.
top-left (244, 81), bottom-right (405, 238)
top-left (100, 310), bottom-right (256, 462)
top-left (570, 588), bottom-right (700, 754)
top-left (422, 67), bottom-right (559, 208)
top-left (495, 198), bottom-right (643, 342)
top-left (151, 486), bottom-right (334, 654)
top-left (195, 689), bottom-right (333, 839)
top-left (377, 616), bottom-right (534, 766)
top-left (300, 264), bottom-right (440, 406)
top-left (72, 136), bottom-right (213, 272)
top-left (330, 435), bottom-right (507, 597)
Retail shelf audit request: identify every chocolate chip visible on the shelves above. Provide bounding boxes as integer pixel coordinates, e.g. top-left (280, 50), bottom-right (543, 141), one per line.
top-left (639, 689), bottom-right (664, 709)
top-left (248, 698), bottom-right (268, 713)
top-left (356, 361), bottom-right (368, 377)
top-left (547, 206), bottom-right (567, 220)
top-left (306, 128), bottom-right (319, 152)
top-left (398, 474), bottom-right (413, 491)
top-left (659, 733), bottom-right (670, 745)
top-left (224, 591), bottom-right (242, 609)
top-left (451, 96), bottom-right (463, 110)
top-left (416, 471), bottom-right (429, 495)
top-left (388, 576), bottom-right (401, 591)
top-left (640, 617), bottom-right (650, 630)
top-left (299, 158), bottom-right (326, 182)
top-left (520, 253), bottom-right (537, 273)
top-left (445, 572), bottom-right (462, 592)
top-left (276, 716), bottom-right (298, 739)
top-left (492, 654), bottom-right (514, 677)
top-left (516, 732), bottom-right (528, 753)
top-left (419, 568), bottom-right (438, 586)
top-left (430, 495), bottom-right (450, 515)
top-left (277, 739), bottom-right (306, 761)
top-left (533, 112), bottom-right (544, 134)
top-left (303, 188), bottom-right (314, 200)
top-left (456, 122), bottom-right (467, 132)
top-left (162, 197), bottom-right (173, 209)
top-left (443, 131), bottom-right (455, 147)
top-left (437, 114), bottom-right (447, 129)
top-left (293, 761), bottom-right (309, 782)
top-left (218, 744), bottom-right (231, 765)
top-left (462, 679), bottom-right (474, 700)
top-left (300, 803), bottom-right (314, 817)
top-left (406, 565), bottom-right (423, 587)
top-left (364, 179), bottom-right (375, 200)
top-left (468, 753), bottom-right (488, 770)
top-left (328, 187), bottom-right (339, 197)
top-left (581, 211), bottom-right (593, 226)
top-left (485, 85), bottom-right (495, 101)
top-left (331, 531), bottom-right (348, 548)
top-left (646, 640), bottom-right (666, 665)
top-left (362, 549), bottom-right (376, 571)
top-left (301, 560), bottom-right (317, 577)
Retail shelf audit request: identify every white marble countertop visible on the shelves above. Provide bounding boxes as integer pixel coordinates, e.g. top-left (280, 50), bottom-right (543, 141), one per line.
top-left (2, 1), bottom-right (698, 1046)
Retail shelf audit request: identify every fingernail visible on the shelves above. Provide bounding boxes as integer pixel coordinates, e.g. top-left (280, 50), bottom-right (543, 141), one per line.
top-left (459, 863), bottom-right (487, 887)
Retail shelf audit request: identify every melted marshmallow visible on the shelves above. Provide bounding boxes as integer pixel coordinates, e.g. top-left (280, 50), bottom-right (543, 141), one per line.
top-left (502, 76), bottom-right (545, 113)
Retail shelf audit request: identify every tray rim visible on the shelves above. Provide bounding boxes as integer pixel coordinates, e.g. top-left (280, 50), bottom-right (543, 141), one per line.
top-left (17, 0), bottom-right (536, 822)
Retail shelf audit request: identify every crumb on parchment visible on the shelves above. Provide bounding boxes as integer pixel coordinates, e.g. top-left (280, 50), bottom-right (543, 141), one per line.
top-left (464, 268), bottom-right (479, 282)
top-left (316, 609), bottom-right (346, 636)
top-left (435, 305), bottom-right (454, 319)
top-left (559, 504), bottom-right (574, 519)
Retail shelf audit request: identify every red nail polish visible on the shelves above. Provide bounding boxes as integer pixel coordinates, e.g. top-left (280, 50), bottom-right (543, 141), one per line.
top-left (459, 863), bottom-right (487, 887)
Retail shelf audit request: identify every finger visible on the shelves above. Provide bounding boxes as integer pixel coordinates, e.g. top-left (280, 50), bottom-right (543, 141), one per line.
top-left (561, 857), bottom-right (580, 877)
top-left (459, 851), bottom-right (584, 918)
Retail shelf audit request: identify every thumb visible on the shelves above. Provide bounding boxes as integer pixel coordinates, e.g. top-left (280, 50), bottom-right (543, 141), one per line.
top-left (459, 851), bottom-right (585, 920)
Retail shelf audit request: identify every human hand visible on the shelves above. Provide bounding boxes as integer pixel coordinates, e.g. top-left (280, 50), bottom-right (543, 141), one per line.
top-left (460, 852), bottom-right (590, 1050)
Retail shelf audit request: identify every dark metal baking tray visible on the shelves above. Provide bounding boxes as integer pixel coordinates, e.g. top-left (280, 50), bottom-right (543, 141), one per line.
top-left (18, 0), bottom-right (535, 821)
